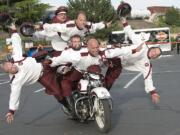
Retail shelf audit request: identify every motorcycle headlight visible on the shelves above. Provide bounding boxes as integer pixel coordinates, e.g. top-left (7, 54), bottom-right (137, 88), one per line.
top-left (78, 79), bottom-right (89, 94)
top-left (90, 79), bottom-right (101, 88)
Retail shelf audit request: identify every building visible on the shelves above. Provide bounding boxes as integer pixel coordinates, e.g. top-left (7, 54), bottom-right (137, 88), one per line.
top-left (147, 6), bottom-right (172, 14)
top-left (147, 6), bottom-right (172, 22)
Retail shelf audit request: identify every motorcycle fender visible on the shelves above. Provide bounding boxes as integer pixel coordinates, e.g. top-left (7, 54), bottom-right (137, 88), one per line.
top-left (91, 87), bottom-right (111, 99)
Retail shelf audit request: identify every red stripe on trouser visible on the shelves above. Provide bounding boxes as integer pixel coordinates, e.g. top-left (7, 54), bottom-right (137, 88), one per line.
top-left (144, 63), bottom-right (152, 80)
top-left (61, 68), bottom-right (83, 97)
top-left (104, 58), bottom-right (122, 90)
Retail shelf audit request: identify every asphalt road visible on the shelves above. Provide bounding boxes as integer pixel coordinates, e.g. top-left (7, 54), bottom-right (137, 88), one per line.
top-left (0, 52), bottom-right (180, 135)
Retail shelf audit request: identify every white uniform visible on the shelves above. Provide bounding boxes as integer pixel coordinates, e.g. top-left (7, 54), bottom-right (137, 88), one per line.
top-left (50, 46), bottom-right (134, 71)
top-left (33, 30), bottom-right (67, 51)
top-left (40, 20), bottom-right (106, 51)
top-left (9, 57), bottom-right (42, 111)
top-left (6, 32), bottom-right (23, 61)
top-left (120, 25), bottom-right (155, 93)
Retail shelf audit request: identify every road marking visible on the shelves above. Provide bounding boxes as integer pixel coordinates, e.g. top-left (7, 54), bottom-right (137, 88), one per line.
top-left (0, 81), bottom-right (9, 85)
top-left (122, 70), bottom-right (180, 75)
top-left (123, 72), bottom-right (142, 89)
top-left (33, 88), bottom-right (45, 93)
top-left (0, 79), bottom-right (8, 82)
top-left (0, 73), bottom-right (7, 76)
top-left (154, 70), bottom-right (180, 74)
top-left (123, 70), bottom-right (180, 88)
top-left (159, 55), bottom-right (173, 58)
top-left (32, 70), bottom-right (180, 93)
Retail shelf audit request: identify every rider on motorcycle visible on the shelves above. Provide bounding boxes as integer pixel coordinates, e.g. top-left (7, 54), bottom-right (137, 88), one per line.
top-left (48, 37), bottom-right (143, 114)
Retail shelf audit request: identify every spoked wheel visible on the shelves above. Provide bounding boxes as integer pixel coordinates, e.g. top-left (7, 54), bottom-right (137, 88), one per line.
top-left (94, 98), bottom-right (111, 133)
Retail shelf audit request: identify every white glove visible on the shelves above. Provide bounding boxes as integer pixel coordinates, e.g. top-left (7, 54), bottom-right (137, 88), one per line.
top-left (57, 66), bottom-right (72, 74)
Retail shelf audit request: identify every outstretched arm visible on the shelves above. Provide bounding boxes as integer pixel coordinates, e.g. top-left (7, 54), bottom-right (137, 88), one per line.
top-left (143, 63), bottom-right (160, 104)
top-left (43, 23), bottom-right (67, 33)
top-left (123, 59), bottom-right (160, 104)
top-left (50, 50), bottom-right (81, 67)
top-left (6, 82), bottom-right (22, 124)
top-left (88, 21), bottom-right (111, 34)
top-left (104, 43), bottom-right (143, 58)
top-left (120, 17), bottom-right (145, 46)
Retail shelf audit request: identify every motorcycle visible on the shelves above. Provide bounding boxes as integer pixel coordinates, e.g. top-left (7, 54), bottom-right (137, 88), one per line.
top-left (63, 65), bottom-right (113, 133)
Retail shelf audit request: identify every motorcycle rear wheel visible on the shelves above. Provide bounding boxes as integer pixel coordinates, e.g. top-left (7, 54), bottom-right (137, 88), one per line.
top-left (95, 99), bottom-right (111, 133)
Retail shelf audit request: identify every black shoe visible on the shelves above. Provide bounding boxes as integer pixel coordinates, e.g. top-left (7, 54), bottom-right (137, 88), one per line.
top-left (58, 98), bottom-right (72, 115)
top-left (62, 105), bottom-right (72, 116)
top-left (65, 96), bottom-right (77, 117)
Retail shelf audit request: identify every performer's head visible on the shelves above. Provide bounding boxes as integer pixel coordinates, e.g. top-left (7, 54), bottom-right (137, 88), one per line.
top-left (87, 37), bottom-right (100, 57)
top-left (75, 11), bottom-right (87, 29)
top-left (0, 62), bottom-right (18, 74)
top-left (69, 34), bottom-right (82, 50)
top-left (147, 47), bottom-right (162, 59)
top-left (54, 6), bottom-right (68, 23)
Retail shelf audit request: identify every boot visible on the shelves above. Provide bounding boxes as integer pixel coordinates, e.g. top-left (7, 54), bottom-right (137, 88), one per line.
top-left (65, 96), bottom-right (76, 117)
top-left (58, 98), bottom-right (72, 116)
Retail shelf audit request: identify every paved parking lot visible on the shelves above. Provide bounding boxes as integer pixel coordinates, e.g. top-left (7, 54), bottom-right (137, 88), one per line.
top-left (0, 52), bottom-right (180, 135)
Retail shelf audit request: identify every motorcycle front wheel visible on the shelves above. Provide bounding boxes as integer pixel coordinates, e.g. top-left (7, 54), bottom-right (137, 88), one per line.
top-left (94, 98), bottom-right (111, 133)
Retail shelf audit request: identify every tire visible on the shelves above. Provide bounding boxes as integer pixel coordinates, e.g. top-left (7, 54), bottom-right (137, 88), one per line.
top-left (94, 98), bottom-right (112, 133)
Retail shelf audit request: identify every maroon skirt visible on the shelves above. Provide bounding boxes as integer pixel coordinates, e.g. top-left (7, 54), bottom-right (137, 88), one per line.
top-left (38, 64), bottom-right (63, 100)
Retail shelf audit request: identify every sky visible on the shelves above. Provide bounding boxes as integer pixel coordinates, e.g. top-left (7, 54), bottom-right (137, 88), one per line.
top-left (40, 0), bottom-right (180, 10)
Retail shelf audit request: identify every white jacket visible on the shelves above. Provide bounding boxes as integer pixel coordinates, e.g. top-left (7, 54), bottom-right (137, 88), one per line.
top-left (43, 20), bottom-right (105, 41)
top-left (9, 57), bottom-right (42, 111)
top-left (50, 46), bottom-right (134, 71)
top-left (34, 20), bottom-right (106, 51)
top-left (121, 25), bottom-right (156, 93)
top-left (33, 30), bottom-right (68, 51)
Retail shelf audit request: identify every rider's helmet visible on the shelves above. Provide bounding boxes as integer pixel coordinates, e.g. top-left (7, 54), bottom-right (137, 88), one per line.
top-left (55, 6), bottom-right (68, 15)
top-left (117, 2), bottom-right (131, 17)
top-left (20, 22), bottom-right (35, 37)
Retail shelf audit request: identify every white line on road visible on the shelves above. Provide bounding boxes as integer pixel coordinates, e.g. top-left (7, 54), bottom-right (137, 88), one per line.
top-left (33, 88), bottom-right (45, 93)
top-left (123, 70), bottom-right (180, 89)
top-left (0, 73), bottom-right (7, 76)
top-left (159, 55), bottom-right (173, 58)
top-left (153, 70), bottom-right (180, 74)
top-left (32, 70), bottom-right (180, 93)
top-left (123, 73), bottom-right (142, 89)
top-left (0, 79), bottom-right (8, 82)
top-left (122, 70), bottom-right (180, 75)
top-left (0, 81), bottom-right (9, 85)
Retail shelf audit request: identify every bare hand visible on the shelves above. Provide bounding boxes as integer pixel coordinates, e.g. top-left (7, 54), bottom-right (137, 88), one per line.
top-left (120, 17), bottom-right (127, 24)
top-left (135, 43), bottom-right (144, 52)
top-left (151, 93), bottom-right (160, 104)
top-left (34, 24), bottom-right (41, 30)
top-left (106, 21), bottom-right (112, 28)
top-left (7, 45), bottom-right (13, 53)
top-left (99, 43), bottom-right (107, 48)
top-left (6, 112), bottom-right (14, 124)
top-left (37, 44), bottom-right (44, 50)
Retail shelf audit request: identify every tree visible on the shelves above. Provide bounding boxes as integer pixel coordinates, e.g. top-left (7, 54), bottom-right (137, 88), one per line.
top-left (67, 0), bottom-right (120, 40)
top-left (0, 0), bottom-right (49, 24)
top-left (68, 0), bottom-right (115, 22)
top-left (14, 0), bottom-right (49, 24)
top-left (0, 0), bottom-right (27, 12)
top-left (165, 7), bottom-right (180, 26)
